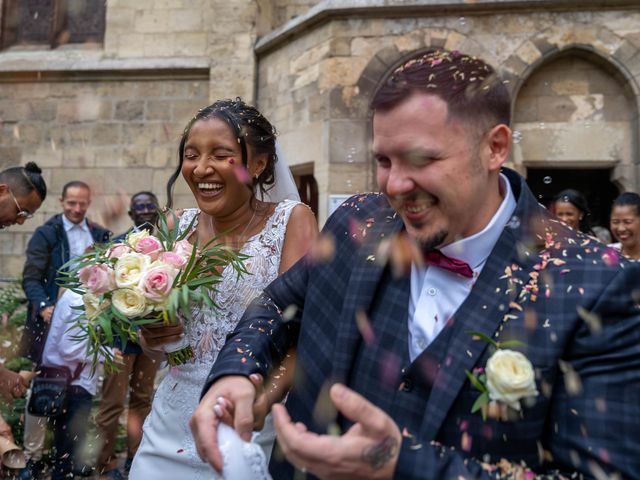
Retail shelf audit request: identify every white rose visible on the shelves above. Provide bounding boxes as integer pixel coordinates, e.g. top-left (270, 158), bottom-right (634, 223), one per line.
top-left (83, 292), bottom-right (110, 321)
top-left (485, 349), bottom-right (539, 411)
top-left (114, 252), bottom-right (151, 288)
top-left (126, 230), bottom-right (150, 250)
top-left (111, 288), bottom-right (149, 317)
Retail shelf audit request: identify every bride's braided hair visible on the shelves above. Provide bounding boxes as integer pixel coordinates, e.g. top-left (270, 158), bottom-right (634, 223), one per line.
top-left (166, 98), bottom-right (278, 208)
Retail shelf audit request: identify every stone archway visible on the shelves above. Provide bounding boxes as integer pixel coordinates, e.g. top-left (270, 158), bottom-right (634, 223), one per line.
top-left (504, 25), bottom-right (640, 189)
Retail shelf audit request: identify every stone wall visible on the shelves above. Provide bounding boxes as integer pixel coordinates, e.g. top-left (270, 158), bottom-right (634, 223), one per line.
top-left (0, 73), bottom-right (208, 277)
top-left (255, 6), bottom-right (640, 221)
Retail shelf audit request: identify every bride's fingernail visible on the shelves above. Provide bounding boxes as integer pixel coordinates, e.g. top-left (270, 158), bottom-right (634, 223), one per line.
top-left (213, 405), bottom-right (223, 418)
top-left (216, 397), bottom-right (226, 407)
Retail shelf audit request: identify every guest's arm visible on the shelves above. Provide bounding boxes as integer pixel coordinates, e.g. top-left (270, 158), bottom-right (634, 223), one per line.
top-left (22, 228), bottom-right (54, 318)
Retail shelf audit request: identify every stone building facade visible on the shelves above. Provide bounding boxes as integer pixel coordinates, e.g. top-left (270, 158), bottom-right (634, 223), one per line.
top-left (0, 0), bottom-right (639, 277)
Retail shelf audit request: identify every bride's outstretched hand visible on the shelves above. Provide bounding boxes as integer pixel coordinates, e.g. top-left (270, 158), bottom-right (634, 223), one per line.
top-left (189, 375), bottom-right (257, 473)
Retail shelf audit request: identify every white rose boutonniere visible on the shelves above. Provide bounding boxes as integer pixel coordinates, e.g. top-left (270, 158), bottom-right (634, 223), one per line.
top-left (465, 331), bottom-right (539, 420)
top-left (485, 349), bottom-right (539, 411)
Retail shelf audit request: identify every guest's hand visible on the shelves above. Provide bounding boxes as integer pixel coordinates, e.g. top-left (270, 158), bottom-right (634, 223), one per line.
top-left (40, 305), bottom-right (54, 323)
top-left (189, 375), bottom-right (257, 473)
top-left (0, 367), bottom-right (28, 402)
top-left (272, 383), bottom-right (401, 480)
top-left (0, 414), bottom-right (13, 443)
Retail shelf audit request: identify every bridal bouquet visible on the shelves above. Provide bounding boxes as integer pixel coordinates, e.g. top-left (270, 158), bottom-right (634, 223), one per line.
top-left (58, 212), bottom-right (247, 371)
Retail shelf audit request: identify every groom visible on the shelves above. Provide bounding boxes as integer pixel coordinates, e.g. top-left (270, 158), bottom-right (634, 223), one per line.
top-left (191, 49), bottom-right (640, 478)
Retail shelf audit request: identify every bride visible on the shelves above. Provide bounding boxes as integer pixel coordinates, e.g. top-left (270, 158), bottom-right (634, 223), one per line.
top-left (128, 99), bottom-right (317, 479)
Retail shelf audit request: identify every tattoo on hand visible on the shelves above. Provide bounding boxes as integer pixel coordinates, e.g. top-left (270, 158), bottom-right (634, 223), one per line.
top-left (362, 436), bottom-right (398, 470)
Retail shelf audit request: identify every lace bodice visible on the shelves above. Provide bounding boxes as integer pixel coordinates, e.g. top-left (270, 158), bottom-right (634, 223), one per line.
top-left (179, 199), bottom-right (299, 366)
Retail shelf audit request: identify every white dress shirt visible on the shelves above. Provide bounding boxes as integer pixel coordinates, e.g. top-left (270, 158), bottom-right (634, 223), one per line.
top-left (407, 174), bottom-right (517, 361)
top-left (41, 290), bottom-right (99, 395)
top-left (62, 215), bottom-right (94, 260)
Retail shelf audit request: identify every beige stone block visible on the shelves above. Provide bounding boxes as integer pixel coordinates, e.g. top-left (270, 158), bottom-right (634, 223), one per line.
top-left (122, 123), bottom-right (174, 146)
top-left (145, 100), bottom-right (173, 121)
top-left (174, 100), bottom-right (208, 125)
top-left (23, 147), bottom-right (63, 168)
top-left (93, 124), bottom-right (122, 146)
top-left (290, 41), bottom-right (331, 74)
top-left (135, 10), bottom-right (170, 33)
top-left (536, 96), bottom-right (577, 122)
top-left (154, 168), bottom-right (191, 203)
top-left (173, 33), bottom-right (208, 56)
top-left (393, 32), bottom-right (424, 53)
top-left (115, 101), bottom-right (144, 121)
top-left (101, 168), bottom-right (151, 194)
top-left (318, 57), bottom-right (368, 92)
top-left (0, 101), bottom-right (29, 123)
top-left (515, 40), bottom-right (542, 65)
top-left (62, 148), bottom-right (96, 168)
top-left (15, 124), bottom-right (43, 145)
top-left (92, 147), bottom-right (124, 167)
top-left (147, 146), bottom-right (173, 168)
top-left (515, 121), bottom-right (631, 165)
top-left (143, 34), bottom-right (174, 57)
top-left (116, 33), bottom-right (146, 57)
top-left (444, 31), bottom-right (466, 53)
top-left (56, 97), bottom-right (103, 123)
top-left (107, 6), bottom-right (135, 31)
top-left (167, 9), bottom-right (203, 31)
top-left (122, 146), bottom-right (150, 167)
top-left (0, 147), bottom-right (21, 167)
top-left (26, 102), bottom-right (57, 122)
top-left (163, 81), bottom-right (209, 100)
top-left (0, 253), bottom-right (26, 278)
top-left (550, 78), bottom-right (589, 96)
top-left (67, 125), bottom-right (93, 146)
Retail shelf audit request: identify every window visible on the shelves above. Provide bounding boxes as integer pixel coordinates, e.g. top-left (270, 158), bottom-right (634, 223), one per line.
top-left (1, 0), bottom-right (106, 50)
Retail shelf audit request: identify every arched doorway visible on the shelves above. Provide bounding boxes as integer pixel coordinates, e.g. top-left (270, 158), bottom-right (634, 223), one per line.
top-left (513, 49), bottom-right (636, 232)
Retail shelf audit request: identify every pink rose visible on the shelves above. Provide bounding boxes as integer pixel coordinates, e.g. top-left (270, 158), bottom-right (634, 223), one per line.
top-left (108, 243), bottom-right (131, 259)
top-left (158, 251), bottom-right (187, 269)
top-left (135, 236), bottom-right (164, 261)
top-left (173, 240), bottom-right (194, 261)
top-left (140, 265), bottom-right (178, 302)
top-left (78, 264), bottom-right (116, 295)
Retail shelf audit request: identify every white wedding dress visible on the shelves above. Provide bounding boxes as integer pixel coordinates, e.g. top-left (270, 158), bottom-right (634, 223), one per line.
top-left (130, 199), bottom-right (300, 480)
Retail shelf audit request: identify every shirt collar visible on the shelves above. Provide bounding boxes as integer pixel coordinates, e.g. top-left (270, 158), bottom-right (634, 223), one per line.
top-left (440, 173), bottom-right (516, 271)
top-left (62, 215), bottom-right (89, 233)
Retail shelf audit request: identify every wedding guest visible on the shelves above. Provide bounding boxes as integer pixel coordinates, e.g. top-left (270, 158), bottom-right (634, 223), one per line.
top-left (20, 181), bottom-right (110, 480)
top-left (128, 99), bottom-right (318, 479)
top-left (192, 49), bottom-right (640, 479)
top-left (38, 289), bottom-right (101, 480)
top-left (552, 188), bottom-right (594, 235)
top-left (609, 192), bottom-right (640, 259)
top-left (0, 162), bottom-right (46, 441)
top-left (95, 192), bottom-right (160, 480)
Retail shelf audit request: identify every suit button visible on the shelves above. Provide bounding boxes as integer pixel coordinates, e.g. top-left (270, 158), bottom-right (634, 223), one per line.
top-left (399, 377), bottom-right (413, 392)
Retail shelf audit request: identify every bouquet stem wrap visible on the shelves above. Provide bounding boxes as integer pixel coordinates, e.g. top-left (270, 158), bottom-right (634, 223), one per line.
top-left (163, 335), bottom-right (194, 366)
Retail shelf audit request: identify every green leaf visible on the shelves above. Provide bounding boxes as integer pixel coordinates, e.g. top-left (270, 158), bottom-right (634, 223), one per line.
top-left (465, 369), bottom-right (488, 394)
top-left (496, 340), bottom-right (526, 349)
top-left (471, 391), bottom-right (489, 414)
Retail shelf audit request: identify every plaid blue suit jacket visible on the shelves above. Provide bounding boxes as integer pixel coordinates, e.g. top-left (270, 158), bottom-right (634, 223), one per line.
top-left (205, 169), bottom-right (640, 479)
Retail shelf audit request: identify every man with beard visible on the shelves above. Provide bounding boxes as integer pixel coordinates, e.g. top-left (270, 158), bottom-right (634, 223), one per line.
top-left (190, 49), bottom-right (640, 479)
top-left (95, 192), bottom-right (160, 480)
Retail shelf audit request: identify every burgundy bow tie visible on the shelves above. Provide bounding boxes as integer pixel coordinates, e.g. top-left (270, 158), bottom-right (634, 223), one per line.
top-left (423, 250), bottom-right (473, 278)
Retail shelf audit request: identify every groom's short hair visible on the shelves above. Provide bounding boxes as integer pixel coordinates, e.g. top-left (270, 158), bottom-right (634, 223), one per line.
top-left (371, 49), bottom-right (511, 141)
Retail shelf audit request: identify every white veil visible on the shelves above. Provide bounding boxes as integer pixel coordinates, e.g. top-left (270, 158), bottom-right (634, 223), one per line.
top-left (260, 143), bottom-right (300, 203)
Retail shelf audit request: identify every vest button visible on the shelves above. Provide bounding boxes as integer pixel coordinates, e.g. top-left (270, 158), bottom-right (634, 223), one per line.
top-left (399, 377), bottom-right (413, 392)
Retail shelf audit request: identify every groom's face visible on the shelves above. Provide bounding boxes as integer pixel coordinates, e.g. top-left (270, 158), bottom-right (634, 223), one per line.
top-left (373, 91), bottom-right (498, 250)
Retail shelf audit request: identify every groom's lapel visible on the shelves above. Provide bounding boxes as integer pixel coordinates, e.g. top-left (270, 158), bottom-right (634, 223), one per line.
top-left (419, 171), bottom-right (543, 440)
top-left (331, 213), bottom-right (405, 383)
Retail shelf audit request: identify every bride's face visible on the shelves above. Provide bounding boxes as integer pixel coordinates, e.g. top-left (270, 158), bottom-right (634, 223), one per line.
top-left (181, 117), bottom-right (264, 217)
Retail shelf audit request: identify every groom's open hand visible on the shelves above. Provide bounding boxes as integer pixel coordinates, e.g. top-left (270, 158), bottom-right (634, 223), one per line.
top-left (189, 375), bottom-right (257, 473)
top-left (273, 383), bottom-right (401, 480)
